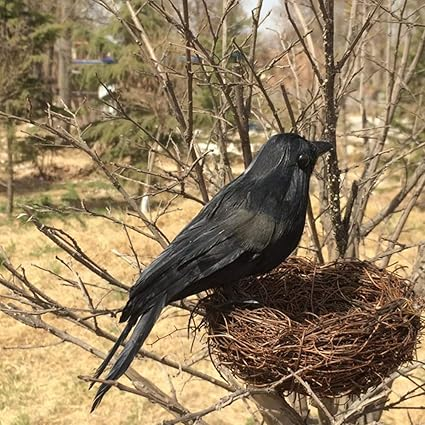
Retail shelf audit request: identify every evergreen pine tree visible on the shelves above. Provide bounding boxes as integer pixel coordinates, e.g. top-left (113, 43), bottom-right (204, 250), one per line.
top-left (0, 0), bottom-right (58, 213)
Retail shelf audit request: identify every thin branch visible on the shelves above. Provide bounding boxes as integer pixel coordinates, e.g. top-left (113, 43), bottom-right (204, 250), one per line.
top-left (285, 1), bottom-right (323, 86)
top-left (306, 197), bottom-right (325, 264)
top-left (336, 1), bottom-right (382, 71)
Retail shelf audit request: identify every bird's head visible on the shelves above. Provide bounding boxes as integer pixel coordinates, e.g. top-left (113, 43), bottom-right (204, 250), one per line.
top-left (246, 133), bottom-right (332, 179)
top-left (240, 133), bottom-right (332, 222)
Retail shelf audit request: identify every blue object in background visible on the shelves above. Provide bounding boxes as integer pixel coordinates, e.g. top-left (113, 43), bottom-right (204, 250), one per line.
top-left (72, 56), bottom-right (115, 65)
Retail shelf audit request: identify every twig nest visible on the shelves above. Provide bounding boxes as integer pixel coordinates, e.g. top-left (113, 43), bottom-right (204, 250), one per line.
top-left (202, 258), bottom-right (423, 397)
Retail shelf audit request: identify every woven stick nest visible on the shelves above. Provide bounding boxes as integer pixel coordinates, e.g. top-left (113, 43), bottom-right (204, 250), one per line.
top-left (201, 258), bottom-right (423, 397)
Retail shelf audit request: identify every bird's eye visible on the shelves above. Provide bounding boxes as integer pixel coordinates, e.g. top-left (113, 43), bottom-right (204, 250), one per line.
top-left (297, 153), bottom-right (311, 170)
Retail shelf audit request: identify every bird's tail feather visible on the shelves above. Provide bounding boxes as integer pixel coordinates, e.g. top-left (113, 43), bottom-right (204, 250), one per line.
top-left (89, 318), bottom-right (136, 389)
top-left (91, 297), bottom-right (166, 412)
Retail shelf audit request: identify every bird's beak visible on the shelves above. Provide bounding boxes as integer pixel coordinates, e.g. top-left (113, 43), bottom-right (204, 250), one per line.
top-left (313, 141), bottom-right (333, 157)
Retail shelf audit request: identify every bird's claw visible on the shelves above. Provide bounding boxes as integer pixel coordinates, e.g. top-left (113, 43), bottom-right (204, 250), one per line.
top-left (215, 298), bottom-right (261, 310)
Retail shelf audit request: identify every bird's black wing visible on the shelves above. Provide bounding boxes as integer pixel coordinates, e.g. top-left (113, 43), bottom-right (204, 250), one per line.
top-left (121, 193), bottom-right (277, 320)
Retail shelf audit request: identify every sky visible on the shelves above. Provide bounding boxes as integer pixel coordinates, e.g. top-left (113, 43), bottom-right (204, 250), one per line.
top-left (243, 0), bottom-right (282, 32)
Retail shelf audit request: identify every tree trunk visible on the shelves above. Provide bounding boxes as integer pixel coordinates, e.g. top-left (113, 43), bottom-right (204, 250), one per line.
top-left (57, 1), bottom-right (72, 109)
top-left (5, 118), bottom-right (15, 216)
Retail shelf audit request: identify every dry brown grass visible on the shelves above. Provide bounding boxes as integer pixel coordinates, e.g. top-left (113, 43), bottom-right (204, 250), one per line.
top-left (0, 152), bottom-right (424, 425)
top-left (0, 203), bottom-right (254, 425)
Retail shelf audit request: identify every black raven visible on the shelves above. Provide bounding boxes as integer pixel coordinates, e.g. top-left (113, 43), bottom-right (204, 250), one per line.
top-left (91, 133), bottom-right (331, 409)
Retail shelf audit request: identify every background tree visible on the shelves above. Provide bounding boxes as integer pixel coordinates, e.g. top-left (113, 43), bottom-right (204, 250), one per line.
top-left (0, 0), bottom-right (58, 214)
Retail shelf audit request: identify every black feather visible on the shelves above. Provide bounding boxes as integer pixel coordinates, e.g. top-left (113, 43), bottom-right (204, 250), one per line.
top-left (89, 318), bottom-right (136, 389)
top-left (91, 133), bottom-right (332, 410)
top-left (91, 297), bottom-right (166, 410)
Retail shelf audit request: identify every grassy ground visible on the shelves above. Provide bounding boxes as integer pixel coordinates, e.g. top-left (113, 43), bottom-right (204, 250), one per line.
top-left (0, 150), bottom-right (253, 425)
top-left (0, 149), bottom-right (424, 425)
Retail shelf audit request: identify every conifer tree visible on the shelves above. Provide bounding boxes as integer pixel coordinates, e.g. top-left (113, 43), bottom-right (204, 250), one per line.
top-left (77, 1), bottom-right (175, 164)
top-left (0, 0), bottom-right (58, 213)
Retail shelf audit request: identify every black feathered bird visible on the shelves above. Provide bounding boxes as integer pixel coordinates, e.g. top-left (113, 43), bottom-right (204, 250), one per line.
top-left (91, 133), bottom-right (332, 410)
